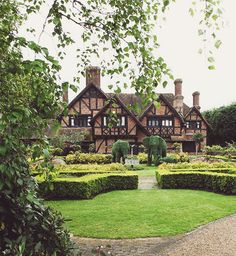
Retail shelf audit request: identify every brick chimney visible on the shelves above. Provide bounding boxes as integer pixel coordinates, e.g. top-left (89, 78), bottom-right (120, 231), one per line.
top-left (86, 66), bottom-right (101, 88)
top-left (173, 79), bottom-right (184, 115)
top-left (62, 90), bottom-right (68, 104)
top-left (192, 91), bottom-right (200, 109)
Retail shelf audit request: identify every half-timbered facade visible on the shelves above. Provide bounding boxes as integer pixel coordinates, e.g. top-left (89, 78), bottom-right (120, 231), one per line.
top-left (60, 67), bottom-right (209, 153)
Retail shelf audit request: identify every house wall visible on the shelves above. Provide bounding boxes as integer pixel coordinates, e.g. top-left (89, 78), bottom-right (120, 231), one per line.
top-left (184, 110), bottom-right (207, 149)
top-left (140, 101), bottom-right (182, 138)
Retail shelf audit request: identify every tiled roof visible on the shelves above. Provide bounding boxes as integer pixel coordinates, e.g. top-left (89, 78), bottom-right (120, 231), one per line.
top-left (105, 92), bottom-right (190, 117)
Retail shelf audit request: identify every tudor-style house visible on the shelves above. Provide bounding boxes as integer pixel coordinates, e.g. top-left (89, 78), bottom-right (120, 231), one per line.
top-left (59, 67), bottom-right (209, 154)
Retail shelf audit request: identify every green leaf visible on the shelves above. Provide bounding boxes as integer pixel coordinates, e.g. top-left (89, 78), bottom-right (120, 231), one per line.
top-left (208, 65), bottom-right (215, 70)
top-left (208, 57), bottom-right (215, 63)
top-left (215, 40), bottom-right (222, 49)
top-left (43, 148), bottom-right (50, 159)
top-left (0, 146), bottom-right (7, 156)
top-left (162, 81), bottom-right (168, 88)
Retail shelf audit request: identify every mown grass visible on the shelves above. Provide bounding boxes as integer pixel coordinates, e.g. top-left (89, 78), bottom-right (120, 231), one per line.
top-left (46, 189), bottom-right (236, 238)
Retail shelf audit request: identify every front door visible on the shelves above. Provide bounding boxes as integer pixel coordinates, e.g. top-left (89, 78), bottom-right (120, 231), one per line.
top-left (182, 141), bottom-right (196, 152)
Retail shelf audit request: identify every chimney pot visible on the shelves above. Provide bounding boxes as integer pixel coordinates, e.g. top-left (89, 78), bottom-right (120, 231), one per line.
top-left (192, 91), bottom-right (200, 109)
top-left (174, 79), bottom-right (183, 96)
top-left (173, 78), bottom-right (184, 115)
top-left (86, 66), bottom-right (101, 88)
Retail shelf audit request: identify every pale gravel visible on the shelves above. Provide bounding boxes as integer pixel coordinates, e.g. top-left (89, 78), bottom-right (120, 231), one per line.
top-left (160, 213), bottom-right (236, 256)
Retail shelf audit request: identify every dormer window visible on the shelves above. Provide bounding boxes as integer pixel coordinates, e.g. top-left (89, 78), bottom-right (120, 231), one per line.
top-left (69, 115), bottom-right (91, 127)
top-left (103, 115), bottom-right (126, 127)
top-left (147, 116), bottom-right (173, 127)
top-left (162, 119), bottom-right (173, 127)
top-left (148, 117), bottom-right (159, 127)
top-left (186, 121), bottom-right (201, 129)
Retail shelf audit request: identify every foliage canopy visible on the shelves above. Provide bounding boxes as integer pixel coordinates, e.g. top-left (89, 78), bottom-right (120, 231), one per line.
top-left (203, 103), bottom-right (236, 145)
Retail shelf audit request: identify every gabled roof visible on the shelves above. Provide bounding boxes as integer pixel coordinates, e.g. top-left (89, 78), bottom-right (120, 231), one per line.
top-left (90, 95), bottom-right (150, 136)
top-left (106, 92), bottom-right (190, 117)
top-left (139, 94), bottom-right (185, 124)
top-left (68, 83), bottom-right (107, 109)
top-left (184, 106), bottom-right (211, 128)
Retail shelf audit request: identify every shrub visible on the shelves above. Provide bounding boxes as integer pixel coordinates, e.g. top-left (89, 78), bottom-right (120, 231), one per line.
top-left (168, 152), bottom-right (190, 163)
top-left (38, 173), bottom-right (138, 199)
top-left (137, 153), bottom-right (148, 164)
top-left (156, 169), bottom-right (236, 194)
top-left (160, 156), bottom-right (177, 164)
top-left (204, 144), bottom-right (236, 155)
top-left (65, 152), bottom-right (112, 164)
top-left (172, 142), bottom-right (181, 153)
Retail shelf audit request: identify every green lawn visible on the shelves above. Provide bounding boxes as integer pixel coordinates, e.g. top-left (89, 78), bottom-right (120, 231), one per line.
top-left (46, 189), bottom-right (236, 238)
top-left (133, 164), bottom-right (157, 176)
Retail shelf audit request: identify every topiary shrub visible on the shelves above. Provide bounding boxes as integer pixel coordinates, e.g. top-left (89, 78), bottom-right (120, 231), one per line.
top-left (112, 140), bottom-right (130, 164)
top-left (143, 135), bottom-right (167, 166)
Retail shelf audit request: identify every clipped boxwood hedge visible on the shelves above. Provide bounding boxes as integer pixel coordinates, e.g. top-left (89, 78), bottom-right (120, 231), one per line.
top-left (38, 173), bottom-right (138, 199)
top-left (65, 153), bottom-right (112, 164)
top-left (156, 169), bottom-right (236, 194)
top-left (56, 163), bottom-right (127, 177)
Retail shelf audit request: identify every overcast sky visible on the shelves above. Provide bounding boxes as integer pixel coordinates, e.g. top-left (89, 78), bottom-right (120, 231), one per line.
top-left (22, 0), bottom-right (236, 111)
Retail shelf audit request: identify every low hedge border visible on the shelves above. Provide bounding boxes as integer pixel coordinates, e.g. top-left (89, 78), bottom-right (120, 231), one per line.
top-left (38, 173), bottom-right (138, 199)
top-left (156, 169), bottom-right (236, 194)
top-left (65, 153), bottom-right (112, 164)
top-left (168, 168), bottom-right (236, 175)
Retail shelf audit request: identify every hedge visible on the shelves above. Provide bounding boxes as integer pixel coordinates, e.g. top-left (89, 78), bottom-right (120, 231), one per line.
top-left (156, 169), bottom-right (236, 194)
top-left (56, 163), bottom-right (127, 177)
top-left (159, 161), bottom-right (236, 170)
top-left (38, 173), bottom-right (138, 199)
top-left (65, 153), bottom-right (112, 164)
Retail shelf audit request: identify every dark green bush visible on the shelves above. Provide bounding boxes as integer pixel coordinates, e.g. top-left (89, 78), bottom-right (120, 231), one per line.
top-left (38, 173), bottom-right (138, 199)
top-left (156, 169), bottom-right (236, 194)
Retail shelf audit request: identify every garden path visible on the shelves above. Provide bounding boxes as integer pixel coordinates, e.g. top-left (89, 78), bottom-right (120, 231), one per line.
top-left (138, 176), bottom-right (157, 189)
top-left (72, 213), bottom-right (236, 256)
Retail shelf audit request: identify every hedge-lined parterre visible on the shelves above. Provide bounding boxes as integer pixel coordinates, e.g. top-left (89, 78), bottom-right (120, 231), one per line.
top-left (37, 173), bottom-right (138, 199)
top-left (156, 168), bottom-right (236, 194)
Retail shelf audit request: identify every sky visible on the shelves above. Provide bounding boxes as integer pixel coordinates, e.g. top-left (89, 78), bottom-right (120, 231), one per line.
top-left (22, 0), bottom-right (236, 111)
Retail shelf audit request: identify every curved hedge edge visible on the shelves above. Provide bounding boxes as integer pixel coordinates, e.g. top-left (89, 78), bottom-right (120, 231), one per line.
top-left (37, 173), bottom-right (138, 199)
top-left (166, 168), bottom-right (236, 174)
top-left (156, 169), bottom-right (236, 195)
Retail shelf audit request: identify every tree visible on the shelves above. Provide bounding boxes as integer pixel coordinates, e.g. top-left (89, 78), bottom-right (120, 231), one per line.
top-left (22, 0), bottom-right (223, 108)
top-left (0, 1), bottom-right (77, 255)
top-left (203, 103), bottom-right (236, 146)
top-left (193, 133), bottom-right (205, 155)
top-left (0, 0), bottom-right (223, 254)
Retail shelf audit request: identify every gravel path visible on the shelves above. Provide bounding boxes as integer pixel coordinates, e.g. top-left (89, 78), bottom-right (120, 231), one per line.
top-left (160, 213), bottom-right (236, 256)
top-left (72, 214), bottom-right (236, 256)
top-left (138, 176), bottom-right (157, 189)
